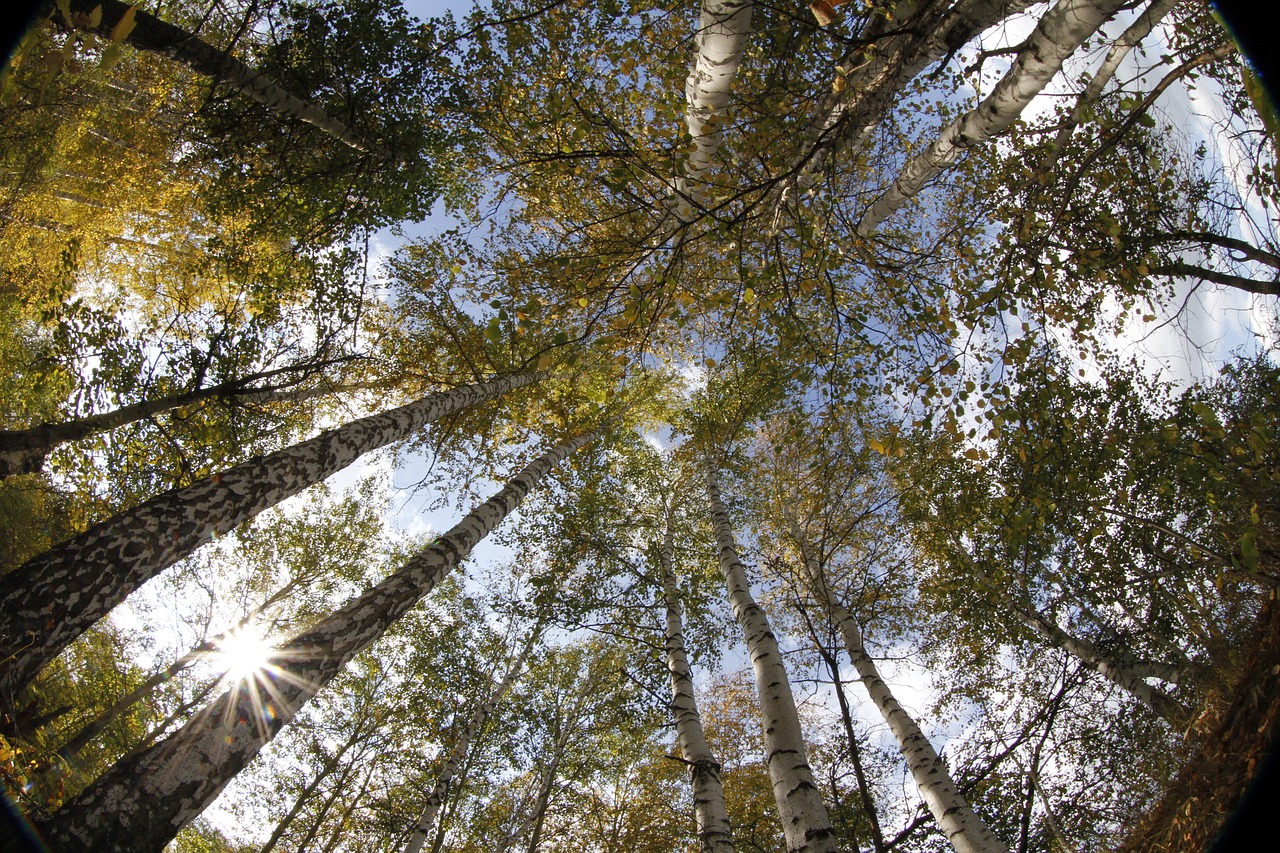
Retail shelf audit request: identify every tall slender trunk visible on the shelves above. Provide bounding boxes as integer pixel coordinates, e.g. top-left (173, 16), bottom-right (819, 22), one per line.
top-left (1008, 594), bottom-right (1188, 724)
top-left (62, 0), bottom-right (393, 159)
top-left (953, 545), bottom-right (1189, 724)
top-left (705, 463), bottom-right (837, 853)
top-left (671, 0), bottom-right (755, 219)
top-left (856, 0), bottom-right (1129, 235)
top-left (777, 0), bottom-right (1038, 207)
top-left (0, 360), bottom-right (369, 478)
top-left (789, 525), bottom-right (1009, 853)
top-left (811, 632), bottom-right (885, 853)
top-left (0, 371), bottom-right (541, 703)
top-left (35, 424), bottom-right (602, 852)
top-left (658, 498), bottom-right (736, 853)
top-left (525, 723), bottom-right (572, 853)
top-left (403, 625), bottom-right (542, 853)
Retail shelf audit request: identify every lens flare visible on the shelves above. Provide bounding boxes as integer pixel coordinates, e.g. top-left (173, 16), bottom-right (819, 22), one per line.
top-left (216, 626), bottom-right (274, 683)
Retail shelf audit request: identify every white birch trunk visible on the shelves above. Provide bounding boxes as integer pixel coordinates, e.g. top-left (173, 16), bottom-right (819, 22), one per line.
top-left (778, 0), bottom-right (1038, 207)
top-left (1009, 597), bottom-right (1189, 724)
top-left (402, 626), bottom-right (542, 853)
top-left (0, 363), bottom-right (365, 479)
top-left (37, 427), bottom-right (602, 852)
top-left (659, 499), bottom-right (736, 853)
top-left (788, 526), bottom-right (1009, 853)
top-left (66, 0), bottom-right (394, 159)
top-left (705, 463), bottom-right (837, 853)
top-left (670, 0), bottom-right (755, 220)
top-left (1037, 0), bottom-right (1180, 173)
top-left (0, 371), bottom-right (540, 703)
top-left (953, 547), bottom-right (1189, 724)
top-left (856, 0), bottom-right (1129, 235)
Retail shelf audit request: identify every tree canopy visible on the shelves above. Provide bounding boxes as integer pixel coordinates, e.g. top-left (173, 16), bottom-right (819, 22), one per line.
top-left (1, 0), bottom-right (1277, 851)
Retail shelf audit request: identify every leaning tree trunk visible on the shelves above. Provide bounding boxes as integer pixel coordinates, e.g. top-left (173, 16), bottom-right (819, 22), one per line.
top-left (0, 371), bottom-right (541, 710)
top-left (705, 462), bottom-right (837, 853)
top-left (951, 544), bottom-right (1190, 725)
top-left (1036, 0), bottom-right (1180, 174)
top-left (658, 498), bottom-right (736, 853)
top-left (789, 525), bottom-right (1009, 853)
top-left (0, 359), bottom-right (379, 479)
top-left (777, 0), bottom-right (1039, 208)
top-left (856, 0), bottom-right (1129, 235)
top-left (62, 0), bottom-right (393, 159)
top-left (36, 425), bottom-right (603, 852)
top-left (403, 624), bottom-right (543, 853)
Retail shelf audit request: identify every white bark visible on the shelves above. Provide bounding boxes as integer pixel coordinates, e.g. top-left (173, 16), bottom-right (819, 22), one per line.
top-left (0, 371), bottom-right (541, 703)
top-left (1038, 0), bottom-right (1180, 173)
top-left (671, 0), bottom-right (755, 220)
top-left (403, 626), bottom-right (542, 853)
top-left (659, 499), bottom-right (736, 853)
top-left (788, 526), bottom-right (1009, 853)
top-left (37, 427), bottom-right (602, 852)
top-left (705, 463), bottom-right (837, 853)
top-left (856, 0), bottom-right (1129, 235)
top-left (778, 0), bottom-right (1039, 207)
top-left (953, 546), bottom-right (1189, 724)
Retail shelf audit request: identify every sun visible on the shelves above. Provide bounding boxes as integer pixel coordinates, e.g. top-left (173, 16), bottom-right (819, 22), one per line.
top-left (215, 626), bottom-right (275, 683)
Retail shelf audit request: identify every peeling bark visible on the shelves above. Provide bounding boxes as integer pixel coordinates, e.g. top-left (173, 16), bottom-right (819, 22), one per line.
top-left (659, 498), bottom-right (736, 853)
top-left (705, 463), bottom-right (837, 853)
top-left (857, 0), bottom-right (1129, 235)
top-left (61, 0), bottom-right (393, 159)
top-left (788, 526), bottom-right (1010, 853)
top-left (36, 426), bottom-right (601, 852)
top-left (403, 625), bottom-right (542, 853)
top-left (0, 371), bottom-right (541, 705)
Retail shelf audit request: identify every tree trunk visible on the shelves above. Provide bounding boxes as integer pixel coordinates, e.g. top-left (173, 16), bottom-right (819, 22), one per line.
top-left (954, 546), bottom-right (1190, 725)
top-left (62, 0), bottom-right (393, 159)
top-left (705, 462), bottom-right (837, 853)
top-left (259, 734), bottom-right (364, 853)
top-left (525, 723), bottom-right (572, 853)
top-left (36, 425), bottom-right (602, 852)
top-left (779, 0), bottom-right (1039, 206)
top-left (789, 525), bottom-right (1009, 853)
top-left (658, 498), bottom-right (736, 853)
top-left (856, 0), bottom-right (1129, 235)
top-left (671, 0), bottom-right (755, 219)
top-left (403, 624), bottom-right (542, 853)
top-left (0, 360), bottom-right (356, 478)
top-left (0, 371), bottom-right (540, 704)
top-left (1037, 0), bottom-right (1180, 174)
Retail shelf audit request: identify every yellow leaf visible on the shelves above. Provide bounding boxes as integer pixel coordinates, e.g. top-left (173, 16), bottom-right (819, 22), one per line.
top-left (109, 5), bottom-right (137, 42)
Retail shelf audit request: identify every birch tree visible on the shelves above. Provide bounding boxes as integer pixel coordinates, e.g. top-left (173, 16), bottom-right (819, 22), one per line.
top-left (403, 623), bottom-right (542, 853)
top-left (37, 424), bottom-right (605, 851)
top-left (856, 0), bottom-right (1131, 235)
top-left (0, 371), bottom-right (541, 705)
top-left (658, 495), bottom-right (736, 853)
top-left (705, 461), bottom-right (838, 853)
top-left (788, 525), bottom-right (1010, 853)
